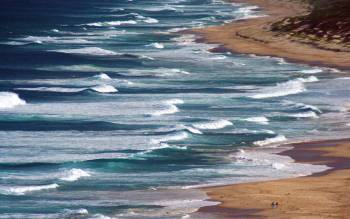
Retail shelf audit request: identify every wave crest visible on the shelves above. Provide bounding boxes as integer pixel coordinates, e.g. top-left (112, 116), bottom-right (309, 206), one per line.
top-left (250, 76), bottom-right (318, 99)
top-left (52, 47), bottom-right (118, 56)
top-left (253, 135), bottom-right (287, 146)
top-left (59, 168), bottom-right (91, 182)
top-left (193, 119), bottom-right (233, 130)
top-left (151, 131), bottom-right (189, 144)
top-left (91, 85), bottom-right (118, 93)
top-left (0, 183), bottom-right (59, 195)
top-left (151, 99), bottom-right (184, 116)
top-left (243, 116), bottom-right (269, 125)
top-left (86, 20), bottom-right (137, 27)
top-left (94, 73), bottom-right (112, 80)
top-left (0, 92), bottom-right (26, 109)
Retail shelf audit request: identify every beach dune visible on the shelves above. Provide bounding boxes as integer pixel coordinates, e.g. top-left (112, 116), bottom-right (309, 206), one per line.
top-left (194, 0), bottom-right (350, 70)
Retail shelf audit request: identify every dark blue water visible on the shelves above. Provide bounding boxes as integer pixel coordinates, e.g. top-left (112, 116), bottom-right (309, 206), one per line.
top-left (0, 0), bottom-right (350, 218)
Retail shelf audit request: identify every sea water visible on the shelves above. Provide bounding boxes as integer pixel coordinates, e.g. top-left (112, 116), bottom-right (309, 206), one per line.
top-left (0, 0), bottom-right (350, 218)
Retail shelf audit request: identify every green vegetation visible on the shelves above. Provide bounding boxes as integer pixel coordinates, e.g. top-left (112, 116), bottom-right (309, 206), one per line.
top-left (272, 0), bottom-right (350, 45)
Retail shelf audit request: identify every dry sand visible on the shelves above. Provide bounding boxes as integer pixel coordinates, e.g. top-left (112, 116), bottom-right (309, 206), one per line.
top-left (196, 139), bottom-right (350, 218)
top-left (194, 0), bottom-right (350, 70)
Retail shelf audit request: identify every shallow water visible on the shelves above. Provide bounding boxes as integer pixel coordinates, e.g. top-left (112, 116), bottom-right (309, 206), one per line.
top-left (0, 0), bottom-right (350, 218)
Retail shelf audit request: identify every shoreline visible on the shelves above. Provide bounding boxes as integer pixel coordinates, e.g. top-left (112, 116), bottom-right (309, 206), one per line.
top-left (190, 0), bottom-right (350, 218)
top-left (193, 0), bottom-right (350, 71)
top-left (194, 139), bottom-right (350, 218)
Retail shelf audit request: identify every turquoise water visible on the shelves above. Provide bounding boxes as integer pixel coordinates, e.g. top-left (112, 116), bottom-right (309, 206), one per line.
top-left (0, 0), bottom-right (350, 218)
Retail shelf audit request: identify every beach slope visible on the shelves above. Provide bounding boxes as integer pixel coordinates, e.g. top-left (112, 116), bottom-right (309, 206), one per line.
top-left (195, 0), bottom-right (350, 70)
top-left (197, 139), bottom-right (350, 218)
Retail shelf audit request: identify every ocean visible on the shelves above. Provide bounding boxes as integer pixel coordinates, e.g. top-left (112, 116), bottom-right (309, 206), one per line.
top-left (0, 0), bottom-right (350, 218)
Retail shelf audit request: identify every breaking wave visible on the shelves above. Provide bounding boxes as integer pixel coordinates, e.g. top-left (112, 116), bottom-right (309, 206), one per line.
top-left (94, 73), bottom-right (112, 80)
top-left (86, 20), bottom-right (137, 27)
top-left (151, 131), bottom-right (189, 144)
top-left (192, 119), bottom-right (233, 130)
top-left (0, 184), bottom-right (59, 195)
top-left (0, 92), bottom-right (26, 109)
top-left (151, 99), bottom-right (184, 116)
top-left (300, 68), bottom-right (323, 74)
top-left (59, 168), bottom-right (91, 182)
top-left (52, 47), bottom-right (118, 56)
top-left (250, 76), bottom-right (318, 99)
top-left (16, 87), bottom-right (86, 93)
top-left (148, 42), bottom-right (164, 49)
top-left (287, 111), bottom-right (319, 119)
top-left (243, 116), bottom-right (269, 125)
top-left (253, 135), bottom-right (287, 146)
top-left (90, 85), bottom-right (118, 93)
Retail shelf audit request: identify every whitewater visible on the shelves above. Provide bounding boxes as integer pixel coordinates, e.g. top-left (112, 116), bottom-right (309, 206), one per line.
top-left (0, 0), bottom-right (349, 218)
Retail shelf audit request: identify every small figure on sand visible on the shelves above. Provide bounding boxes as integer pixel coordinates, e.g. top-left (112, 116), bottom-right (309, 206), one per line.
top-left (271, 202), bottom-right (279, 208)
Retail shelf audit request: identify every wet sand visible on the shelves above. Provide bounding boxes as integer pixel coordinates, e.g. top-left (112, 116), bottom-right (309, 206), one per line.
top-left (194, 0), bottom-right (350, 70)
top-left (195, 139), bottom-right (350, 218)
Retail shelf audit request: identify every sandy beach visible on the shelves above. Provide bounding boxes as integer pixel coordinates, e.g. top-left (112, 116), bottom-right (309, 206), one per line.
top-left (196, 139), bottom-right (350, 218)
top-left (194, 0), bottom-right (350, 70)
top-left (192, 0), bottom-right (350, 218)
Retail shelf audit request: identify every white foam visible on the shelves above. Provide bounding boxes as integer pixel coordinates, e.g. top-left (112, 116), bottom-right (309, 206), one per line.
top-left (2, 41), bottom-right (30, 46)
top-left (16, 87), bottom-right (85, 93)
top-left (193, 119), bottom-right (233, 130)
top-left (168, 27), bottom-right (189, 33)
top-left (210, 55), bottom-right (226, 60)
top-left (232, 148), bottom-right (330, 180)
top-left (143, 5), bottom-right (177, 12)
top-left (89, 214), bottom-right (118, 219)
top-left (148, 42), bottom-right (164, 49)
top-left (297, 103), bottom-right (322, 113)
top-left (143, 17), bottom-right (159, 24)
top-left (272, 162), bottom-right (286, 170)
top-left (91, 85), bottom-right (118, 93)
top-left (296, 76), bottom-right (319, 83)
top-left (300, 68), bottom-right (323, 74)
top-left (165, 99), bottom-right (184, 105)
top-left (184, 126), bottom-right (202, 134)
top-left (148, 143), bottom-right (187, 151)
top-left (282, 101), bottom-right (322, 113)
top-left (152, 105), bottom-right (179, 116)
top-left (243, 116), bottom-right (269, 125)
top-left (254, 135), bottom-right (287, 146)
top-left (59, 168), bottom-right (91, 182)
top-left (175, 124), bottom-right (203, 134)
top-left (62, 208), bottom-right (89, 216)
top-left (276, 57), bottom-right (287, 65)
top-left (0, 184), bottom-right (59, 195)
top-left (53, 47), bottom-right (118, 56)
top-left (86, 20), bottom-right (137, 27)
top-left (236, 5), bottom-right (262, 20)
top-left (288, 111), bottom-right (319, 119)
top-left (250, 80), bottom-right (305, 99)
top-left (251, 76), bottom-right (319, 99)
top-left (0, 92), bottom-right (26, 109)
top-left (94, 73), bottom-right (112, 80)
top-left (152, 99), bottom-right (184, 116)
top-left (19, 36), bottom-right (91, 44)
top-left (172, 34), bottom-right (197, 46)
top-left (126, 68), bottom-right (190, 77)
top-left (151, 131), bottom-right (189, 144)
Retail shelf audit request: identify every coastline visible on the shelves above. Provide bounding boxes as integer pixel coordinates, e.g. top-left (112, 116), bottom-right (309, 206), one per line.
top-left (193, 0), bottom-right (350, 71)
top-left (195, 139), bottom-right (350, 218)
top-left (190, 0), bottom-right (350, 218)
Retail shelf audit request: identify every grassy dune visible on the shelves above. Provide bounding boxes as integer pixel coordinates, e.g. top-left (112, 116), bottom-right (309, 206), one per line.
top-left (271, 0), bottom-right (350, 46)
